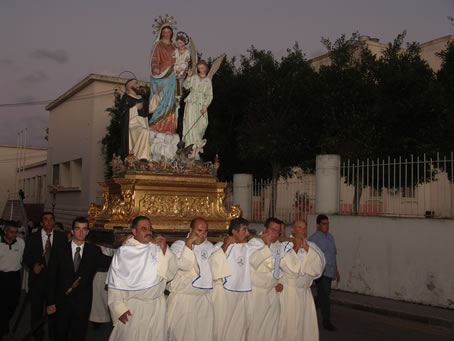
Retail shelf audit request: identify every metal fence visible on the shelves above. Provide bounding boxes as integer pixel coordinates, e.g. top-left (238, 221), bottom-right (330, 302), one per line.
top-left (224, 152), bottom-right (454, 223)
top-left (340, 152), bottom-right (454, 218)
top-left (224, 177), bottom-right (317, 224)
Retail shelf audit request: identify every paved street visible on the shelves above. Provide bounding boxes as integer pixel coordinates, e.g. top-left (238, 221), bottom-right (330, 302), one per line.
top-left (319, 304), bottom-right (454, 341)
top-left (4, 292), bottom-right (454, 341)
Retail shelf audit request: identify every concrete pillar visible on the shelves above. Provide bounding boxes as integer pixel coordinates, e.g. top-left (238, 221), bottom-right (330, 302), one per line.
top-left (233, 174), bottom-right (253, 220)
top-left (316, 154), bottom-right (340, 214)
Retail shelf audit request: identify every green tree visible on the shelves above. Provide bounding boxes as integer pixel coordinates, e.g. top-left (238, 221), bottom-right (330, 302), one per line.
top-left (317, 32), bottom-right (380, 160)
top-left (373, 32), bottom-right (435, 157)
top-left (233, 45), bottom-right (318, 215)
top-left (317, 32), bottom-right (438, 213)
top-left (235, 44), bottom-right (318, 180)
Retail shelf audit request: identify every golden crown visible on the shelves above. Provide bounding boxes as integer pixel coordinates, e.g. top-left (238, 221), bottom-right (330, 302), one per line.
top-left (152, 14), bottom-right (177, 36)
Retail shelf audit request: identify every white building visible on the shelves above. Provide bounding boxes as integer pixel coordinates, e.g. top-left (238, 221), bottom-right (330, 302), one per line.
top-left (310, 34), bottom-right (454, 72)
top-left (45, 73), bottom-right (142, 226)
top-left (0, 145), bottom-right (47, 222)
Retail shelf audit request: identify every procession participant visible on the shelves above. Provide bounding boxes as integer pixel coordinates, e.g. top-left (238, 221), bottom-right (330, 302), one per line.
top-left (0, 222), bottom-right (25, 338)
top-left (211, 217), bottom-right (273, 341)
top-left (46, 216), bottom-right (112, 341)
top-left (279, 220), bottom-right (326, 341)
top-left (247, 217), bottom-right (285, 341)
top-left (23, 211), bottom-right (67, 341)
top-left (167, 217), bottom-right (230, 341)
top-left (106, 216), bottom-right (177, 341)
top-left (308, 214), bottom-right (340, 331)
top-left (89, 246), bottom-right (116, 326)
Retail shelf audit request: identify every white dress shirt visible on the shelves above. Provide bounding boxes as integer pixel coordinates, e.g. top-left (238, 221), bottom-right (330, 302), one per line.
top-left (71, 241), bottom-right (85, 260)
top-left (41, 229), bottom-right (54, 249)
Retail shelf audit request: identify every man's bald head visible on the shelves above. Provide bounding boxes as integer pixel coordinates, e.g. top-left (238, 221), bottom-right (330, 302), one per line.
top-left (292, 220), bottom-right (307, 239)
top-left (189, 217), bottom-right (208, 243)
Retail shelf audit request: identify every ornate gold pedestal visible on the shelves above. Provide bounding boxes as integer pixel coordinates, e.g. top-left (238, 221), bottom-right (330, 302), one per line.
top-left (87, 173), bottom-right (241, 245)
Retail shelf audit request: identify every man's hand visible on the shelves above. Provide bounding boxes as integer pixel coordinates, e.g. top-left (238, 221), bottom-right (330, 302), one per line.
top-left (136, 102), bottom-right (143, 110)
top-left (335, 264), bottom-right (340, 282)
top-left (293, 236), bottom-right (309, 253)
top-left (185, 232), bottom-right (201, 249)
top-left (122, 234), bottom-right (133, 245)
top-left (200, 105), bottom-right (207, 115)
top-left (46, 305), bottom-right (56, 315)
top-left (33, 264), bottom-right (43, 275)
top-left (260, 233), bottom-right (273, 247)
top-left (275, 283), bottom-right (284, 293)
top-left (154, 235), bottom-right (167, 254)
top-left (119, 310), bottom-right (132, 324)
top-left (222, 235), bottom-right (234, 253)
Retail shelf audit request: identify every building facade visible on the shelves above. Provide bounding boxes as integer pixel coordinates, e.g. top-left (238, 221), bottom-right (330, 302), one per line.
top-left (0, 145), bottom-right (47, 218)
top-left (309, 34), bottom-right (454, 72)
top-left (45, 73), bottom-right (144, 226)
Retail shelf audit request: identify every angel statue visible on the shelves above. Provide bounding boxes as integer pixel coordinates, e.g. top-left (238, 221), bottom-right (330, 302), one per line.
top-left (182, 43), bottom-right (225, 160)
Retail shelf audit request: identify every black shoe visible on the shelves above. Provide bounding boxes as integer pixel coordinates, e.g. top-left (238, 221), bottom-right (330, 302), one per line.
top-left (323, 322), bottom-right (337, 331)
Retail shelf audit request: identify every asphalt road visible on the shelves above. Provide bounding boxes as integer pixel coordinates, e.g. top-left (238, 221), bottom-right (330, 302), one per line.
top-left (319, 304), bottom-right (454, 341)
top-left (4, 294), bottom-right (454, 341)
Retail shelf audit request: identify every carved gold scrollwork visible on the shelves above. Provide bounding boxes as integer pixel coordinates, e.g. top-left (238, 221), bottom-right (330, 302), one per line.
top-left (139, 193), bottom-right (238, 219)
top-left (88, 189), bottom-right (135, 223)
top-left (88, 174), bottom-right (241, 229)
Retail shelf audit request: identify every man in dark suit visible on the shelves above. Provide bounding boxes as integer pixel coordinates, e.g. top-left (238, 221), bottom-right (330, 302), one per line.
top-left (46, 216), bottom-right (112, 341)
top-left (23, 211), bottom-right (68, 341)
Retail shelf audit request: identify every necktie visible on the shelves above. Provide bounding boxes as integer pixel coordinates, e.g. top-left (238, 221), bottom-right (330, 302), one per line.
top-left (44, 234), bottom-right (51, 265)
top-left (74, 247), bottom-right (81, 272)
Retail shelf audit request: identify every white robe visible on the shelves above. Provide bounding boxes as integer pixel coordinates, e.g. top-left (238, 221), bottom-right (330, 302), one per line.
top-left (211, 239), bottom-right (271, 341)
top-left (107, 238), bottom-right (178, 341)
top-left (89, 246), bottom-right (116, 323)
top-left (128, 105), bottom-right (151, 160)
top-left (279, 242), bottom-right (326, 341)
top-left (247, 241), bottom-right (289, 341)
top-left (89, 272), bottom-right (109, 323)
top-left (167, 240), bottom-right (230, 341)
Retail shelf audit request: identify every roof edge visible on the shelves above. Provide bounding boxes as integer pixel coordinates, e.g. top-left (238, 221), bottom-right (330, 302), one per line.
top-left (45, 73), bottom-right (149, 111)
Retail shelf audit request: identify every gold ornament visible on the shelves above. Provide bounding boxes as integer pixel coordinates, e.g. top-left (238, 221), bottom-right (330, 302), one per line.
top-left (152, 14), bottom-right (177, 37)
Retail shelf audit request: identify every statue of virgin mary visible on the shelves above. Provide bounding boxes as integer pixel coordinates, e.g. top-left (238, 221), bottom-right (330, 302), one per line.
top-left (149, 15), bottom-right (180, 134)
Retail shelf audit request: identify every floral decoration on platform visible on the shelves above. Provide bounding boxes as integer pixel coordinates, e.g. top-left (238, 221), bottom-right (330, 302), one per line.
top-left (110, 154), bottom-right (220, 176)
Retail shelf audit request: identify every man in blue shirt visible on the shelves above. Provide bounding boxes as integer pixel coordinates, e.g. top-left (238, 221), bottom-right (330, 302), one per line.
top-left (308, 214), bottom-right (340, 331)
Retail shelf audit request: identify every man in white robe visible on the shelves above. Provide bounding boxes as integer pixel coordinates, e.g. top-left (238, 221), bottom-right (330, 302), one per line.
top-left (167, 217), bottom-right (231, 341)
top-left (279, 220), bottom-right (326, 341)
top-left (211, 217), bottom-right (273, 341)
top-left (247, 217), bottom-right (286, 341)
top-left (106, 216), bottom-right (177, 341)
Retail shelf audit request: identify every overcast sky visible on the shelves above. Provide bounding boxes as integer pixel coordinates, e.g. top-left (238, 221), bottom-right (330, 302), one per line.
top-left (0, 0), bottom-right (453, 147)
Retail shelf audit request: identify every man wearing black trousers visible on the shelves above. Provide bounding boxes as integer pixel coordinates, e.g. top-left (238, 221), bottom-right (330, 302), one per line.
top-left (0, 222), bottom-right (25, 338)
top-left (23, 211), bottom-right (67, 341)
top-left (46, 216), bottom-right (112, 341)
top-left (308, 214), bottom-right (340, 331)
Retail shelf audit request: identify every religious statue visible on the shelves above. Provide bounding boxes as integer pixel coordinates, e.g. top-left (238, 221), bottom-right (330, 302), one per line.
top-left (173, 31), bottom-right (190, 81)
top-left (149, 15), bottom-right (180, 133)
top-left (119, 78), bottom-right (161, 161)
top-left (182, 48), bottom-right (225, 160)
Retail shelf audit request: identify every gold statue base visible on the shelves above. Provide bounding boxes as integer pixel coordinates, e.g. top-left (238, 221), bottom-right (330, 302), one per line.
top-left (88, 172), bottom-right (241, 234)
